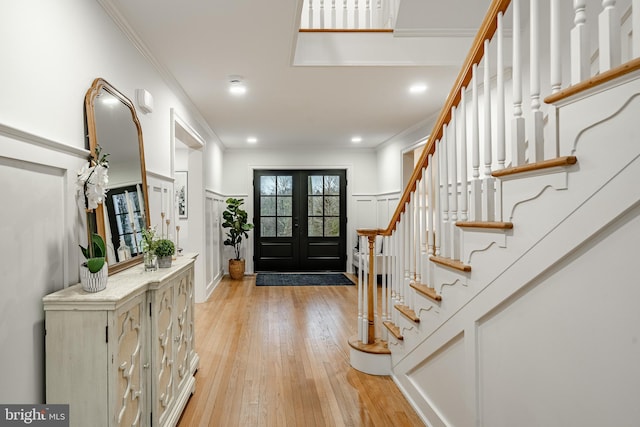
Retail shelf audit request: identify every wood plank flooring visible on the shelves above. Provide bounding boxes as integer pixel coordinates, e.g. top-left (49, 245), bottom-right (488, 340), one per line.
top-left (177, 274), bottom-right (424, 427)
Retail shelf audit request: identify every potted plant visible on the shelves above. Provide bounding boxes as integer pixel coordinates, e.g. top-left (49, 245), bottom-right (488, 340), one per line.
top-left (155, 238), bottom-right (175, 268)
top-left (79, 232), bottom-right (108, 292)
top-left (141, 226), bottom-right (159, 271)
top-left (222, 197), bottom-right (254, 279)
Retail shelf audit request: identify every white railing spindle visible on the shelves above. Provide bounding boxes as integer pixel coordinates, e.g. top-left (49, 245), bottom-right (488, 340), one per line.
top-left (420, 167), bottom-right (428, 282)
top-left (530, 0), bottom-right (544, 163)
top-left (471, 64), bottom-right (483, 220)
top-left (434, 145), bottom-right (442, 258)
top-left (460, 88), bottom-right (469, 224)
top-left (441, 128), bottom-right (451, 258)
top-left (496, 12), bottom-right (506, 171)
top-left (571, 0), bottom-right (590, 84)
top-left (449, 107), bottom-right (460, 261)
top-left (599, 0), bottom-right (622, 72)
top-left (426, 155), bottom-right (435, 288)
top-left (634, 0), bottom-right (640, 58)
top-left (512, 0), bottom-right (526, 167)
top-left (483, 40), bottom-right (496, 222)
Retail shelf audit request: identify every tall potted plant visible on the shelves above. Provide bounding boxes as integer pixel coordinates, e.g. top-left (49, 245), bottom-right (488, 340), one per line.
top-left (222, 197), bottom-right (254, 279)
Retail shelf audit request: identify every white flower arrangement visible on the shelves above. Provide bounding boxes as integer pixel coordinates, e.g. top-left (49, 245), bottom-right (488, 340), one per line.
top-left (77, 145), bottom-right (109, 211)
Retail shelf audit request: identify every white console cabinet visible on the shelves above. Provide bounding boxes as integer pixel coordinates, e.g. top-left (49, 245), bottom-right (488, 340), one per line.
top-left (43, 254), bottom-right (199, 427)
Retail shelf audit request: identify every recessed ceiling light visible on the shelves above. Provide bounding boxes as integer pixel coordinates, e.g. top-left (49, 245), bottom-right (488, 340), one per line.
top-left (409, 83), bottom-right (428, 94)
top-left (247, 137), bottom-right (257, 144)
top-left (351, 136), bottom-right (362, 143)
top-left (229, 75), bottom-right (246, 95)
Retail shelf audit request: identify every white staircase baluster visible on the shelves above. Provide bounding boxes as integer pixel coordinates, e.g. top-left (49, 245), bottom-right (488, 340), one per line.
top-left (450, 107), bottom-right (460, 261)
top-left (426, 155), bottom-right (435, 288)
top-left (376, 0), bottom-right (383, 29)
top-left (393, 228), bottom-right (400, 325)
top-left (599, 0), bottom-right (622, 72)
top-left (366, 0), bottom-right (371, 29)
top-left (634, 0), bottom-right (640, 58)
top-left (331, 0), bottom-right (337, 29)
top-left (471, 64), bottom-right (483, 220)
top-left (530, 0), bottom-right (545, 163)
top-left (320, 0), bottom-right (325, 29)
top-left (571, 0), bottom-right (590, 84)
top-left (382, 235), bottom-right (388, 326)
top-left (358, 234), bottom-right (364, 342)
top-left (309, 0), bottom-right (315, 29)
top-left (434, 146), bottom-right (442, 258)
top-left (497, 12), bottom-right (506, 171)
top-left (414, 178), bottom-right (422, 285)
top-left (460, 88), bottom-right (469, 227)
top-left (483, 41), bottom-right (496, 222)
top-left (512, 0), bottom-right (526, 167)
top-left (343, 0), bottom-right (348, 29)
top-left (420, 167), bottom-right (428, 283)
top-left (441, 128), bottom-right (451, 258)
top-left (373, 236), bottom-right (379, 338)
top-left (548, 0), bottom-right (562, 159)
top-left (354, 0), bottom-right (360, 29)
top-left (403, 205), bottom-right (410, 305)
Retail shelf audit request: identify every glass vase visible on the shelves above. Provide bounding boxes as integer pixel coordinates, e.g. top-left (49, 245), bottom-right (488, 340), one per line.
top-left (144, 252), bottom-right (158, 271)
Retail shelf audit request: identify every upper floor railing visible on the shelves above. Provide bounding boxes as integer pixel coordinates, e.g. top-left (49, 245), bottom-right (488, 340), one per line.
top-left (300, 0), bottom-right (398, 30)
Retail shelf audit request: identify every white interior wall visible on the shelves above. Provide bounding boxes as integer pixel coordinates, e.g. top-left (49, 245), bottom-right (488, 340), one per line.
top-left (0, 0), bottom-right (223, 402)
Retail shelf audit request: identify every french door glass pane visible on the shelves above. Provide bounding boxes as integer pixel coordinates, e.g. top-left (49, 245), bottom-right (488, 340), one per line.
top-left (261, 196), bottom-right (276, 216)
top-left (277, 196), bottom-right (292, 216)
top-left (308, 176), bottom-right (323, 195)
top-left (325, 217), bottom-right (339, 237)
top-left (324, 196), bottom-right (339, 216)
top-left (308, 196), bottom-right (323, 216)
top-left (308, 217), bottom-right (323, 237)
top-left (260, 176), bottom-right (276, 195)
top-left (277, 176), bottom-right (292, 195)
top-left (261, 217), bottom-right (276, 237)
top-left (324, 175), bottom-right (340, 195)
top-left (277, 217), bottom-right (292, 237)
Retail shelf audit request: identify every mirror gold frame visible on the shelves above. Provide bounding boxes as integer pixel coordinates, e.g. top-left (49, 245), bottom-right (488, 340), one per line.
top-left (84, 78), bottom-right (151, 275)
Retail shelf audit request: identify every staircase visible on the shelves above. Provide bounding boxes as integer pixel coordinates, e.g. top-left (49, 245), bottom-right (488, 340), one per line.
top-left (350, 1), bottom-right (640, 425)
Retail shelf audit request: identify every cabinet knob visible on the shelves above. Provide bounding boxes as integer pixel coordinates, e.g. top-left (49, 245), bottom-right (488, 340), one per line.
top-left (174, 336), bottom-right (180, 343)
top-left (143, 363), bottom-right (150, 369)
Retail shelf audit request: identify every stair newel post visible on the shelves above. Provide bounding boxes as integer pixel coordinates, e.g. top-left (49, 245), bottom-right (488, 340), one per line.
top-left (441, 125), bottom-right (451, 258)
top-left (571, 0), bottom-right (590, 84)
top-left (512, 0), bottom-right (526, 167)
top-left (471, 64), bottom-right (483, 221)
top-left (357, 234), bottom-right (365, 342)
top-left (599, 0), bottom-right (621, 73)
top-left (482, 39), bottom-right (496, 222)
top-left (633, 0), bottom-right (640, 58)
top-left (530, 0), bottom-right (545, 163)
top-left (426, 155), bottom-right (435, 289)
top-left (381, 235), bottom-right (388, 328)
top-left (366, 233), bottom-right (376, 344)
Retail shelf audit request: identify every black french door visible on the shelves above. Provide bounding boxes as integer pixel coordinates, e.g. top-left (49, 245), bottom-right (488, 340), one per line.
top-left (253, 169), bottom-right (347, 272)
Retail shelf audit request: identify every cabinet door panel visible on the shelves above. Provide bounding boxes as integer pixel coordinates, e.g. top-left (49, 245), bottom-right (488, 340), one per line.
top-left (114, 296), bottom-right (146, 426)
top-left (175, 272), bottom-right (191, 385)
top-left (153, 284), bottom-right (175, 422)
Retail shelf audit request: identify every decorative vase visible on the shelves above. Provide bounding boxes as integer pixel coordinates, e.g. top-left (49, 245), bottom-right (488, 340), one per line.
top-left (79, 262), bottom-right (108, 293)
top-left (144, 252), bottom-right (158, 271)
top-left (158, 255), bottom-right (172, 268)
top-left (229, 259), bottom-right (245, 280)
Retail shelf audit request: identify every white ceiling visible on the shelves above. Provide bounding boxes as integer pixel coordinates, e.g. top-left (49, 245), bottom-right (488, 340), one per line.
top-left (102, 0), bottom-right (492, 150)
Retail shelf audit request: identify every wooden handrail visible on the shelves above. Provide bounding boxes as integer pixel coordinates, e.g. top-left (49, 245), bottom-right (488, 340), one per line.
top-left (379, 0), bottom-right (512, 236)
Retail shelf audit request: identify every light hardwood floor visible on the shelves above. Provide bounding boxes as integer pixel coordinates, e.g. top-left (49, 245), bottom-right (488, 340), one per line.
top-left (177, 274), bottom-right (424, 427)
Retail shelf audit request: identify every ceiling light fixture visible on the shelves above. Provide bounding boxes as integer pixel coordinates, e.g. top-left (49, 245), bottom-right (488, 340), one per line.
top-left (409, 83), bottom-right (428, 94)
top-left (247, 137), bottom-right (257, 144)
top-left (351, 136), bottom-right (362, 143)
top-left (229, 75), bottom-right (246, 95)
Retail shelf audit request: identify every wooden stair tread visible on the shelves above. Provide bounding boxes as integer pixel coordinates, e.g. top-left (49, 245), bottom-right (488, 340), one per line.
top-left (348, 336), bottom-right (391, 354)
top-left (394, 304), bottom-right (420, 322)
top-left (410, 282), bottom-right (442, 302)
top-left (383, 321), bottom-right (403, 340)
top-left (491, 156), bottom-right (577, 178)
top-left (456, 221), bottom-right (513, 229)
top-left (430, 256), bottom-right (472, 272)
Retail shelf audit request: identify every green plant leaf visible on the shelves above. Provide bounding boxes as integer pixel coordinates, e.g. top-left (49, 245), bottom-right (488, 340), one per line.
top-left (86, 257), bottom-right (105, 273)
top-left (91, 233), bottom-right (106, 258)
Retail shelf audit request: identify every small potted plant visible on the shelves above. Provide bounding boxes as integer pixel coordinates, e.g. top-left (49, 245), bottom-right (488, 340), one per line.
top-left (222, 197), bottom-right (254, 279)
top-left (79, 232), bottom-right (108, 292)
top-left (155, 238), bottom-right (175, 268)
top-left (141, 226), bottom-right (159, 271)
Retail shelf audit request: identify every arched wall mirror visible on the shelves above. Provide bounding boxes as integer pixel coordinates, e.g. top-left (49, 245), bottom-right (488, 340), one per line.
top-left (84, 78), bottom-right (151, 275)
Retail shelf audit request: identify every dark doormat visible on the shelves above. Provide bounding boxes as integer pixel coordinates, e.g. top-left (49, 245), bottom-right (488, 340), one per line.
top-left (255, 273), bottom-right (355, 286)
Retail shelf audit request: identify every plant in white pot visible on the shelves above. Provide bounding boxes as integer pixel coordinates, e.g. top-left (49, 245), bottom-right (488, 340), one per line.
top-left (155, 238), bottom-right (175, 268)
top-left (76, 144), bottom-right (109, 292)
top-left (222, 197), bottom-right (254, 280)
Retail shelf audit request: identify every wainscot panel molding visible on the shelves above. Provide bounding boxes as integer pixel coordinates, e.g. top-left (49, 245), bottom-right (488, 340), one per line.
top-left (43, 254), bottom-right (199, 427)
